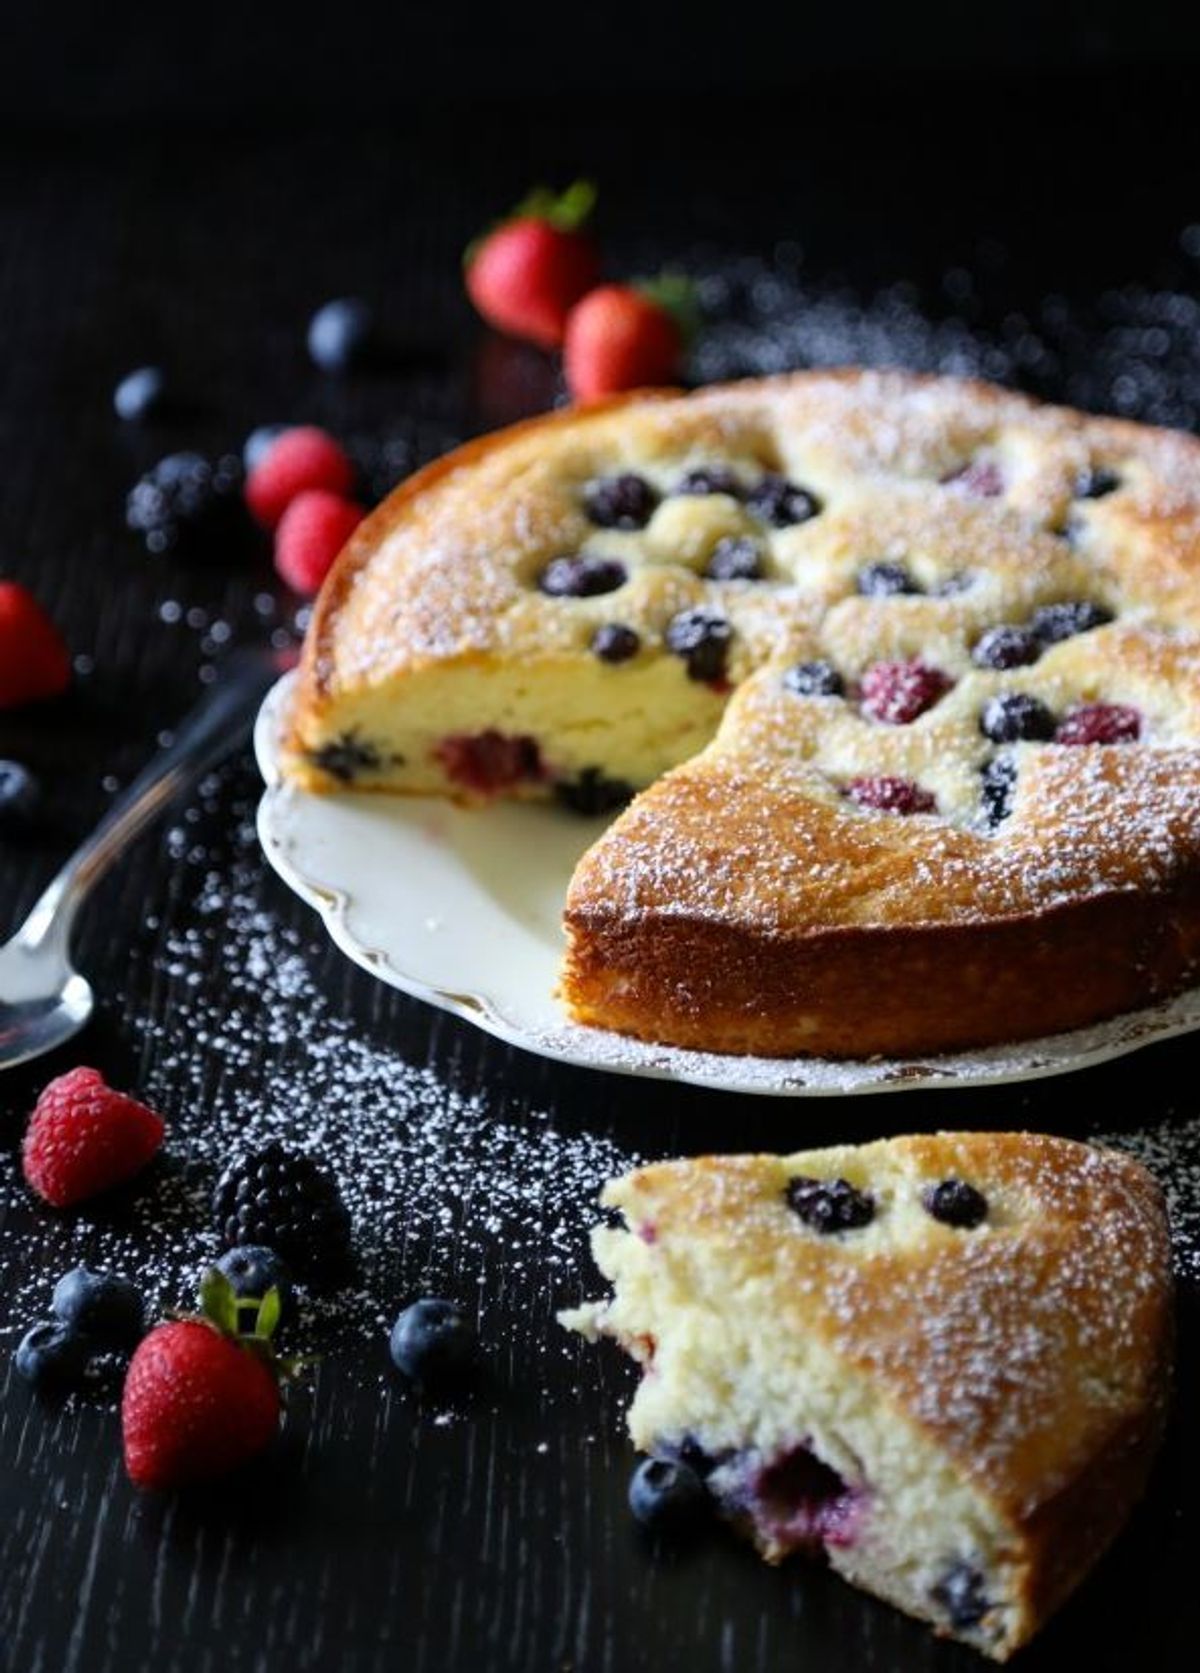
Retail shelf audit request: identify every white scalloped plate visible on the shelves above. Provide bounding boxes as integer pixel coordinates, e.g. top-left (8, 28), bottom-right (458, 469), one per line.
top-left (254, 674), bottom-right (1200, 1096)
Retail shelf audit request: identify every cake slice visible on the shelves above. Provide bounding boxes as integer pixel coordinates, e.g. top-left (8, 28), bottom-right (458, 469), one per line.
top-left (560, 1132), bottom-right (1172, 1660)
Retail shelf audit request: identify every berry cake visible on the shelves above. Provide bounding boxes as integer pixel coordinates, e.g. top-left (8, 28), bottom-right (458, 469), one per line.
top-left (285, 370), bottom-right (1200, 1057)
top-left (560, 1132), bottom-right (1172, 1660)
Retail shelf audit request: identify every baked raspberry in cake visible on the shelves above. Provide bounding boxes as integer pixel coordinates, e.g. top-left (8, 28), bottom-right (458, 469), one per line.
top-left (560, 1132), bottom-right (1172, 1661)
top-left (285, 370), bottom-right (1200, 1057)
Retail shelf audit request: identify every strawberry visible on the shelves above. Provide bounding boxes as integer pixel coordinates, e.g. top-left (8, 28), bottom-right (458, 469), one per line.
top-left (465, 181), bottom-right (600, 350)
top-left (0, 582), bottom-right (71, 709)
top-left (122, 1272), bottom-right (287, 1490)
top-left (23, 1067), bottom-right (165, 1208)
top-left (244, 426), bottom-right (355, 531)
top-left (563, 277), bottom-right (695, 402)
top-left (274, 490), bottom-right (364, 595)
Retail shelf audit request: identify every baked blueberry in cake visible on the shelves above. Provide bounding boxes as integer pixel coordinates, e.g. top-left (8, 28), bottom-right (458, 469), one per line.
top-left (285, 370), bottom-right (1200, 1057)
top-left (560, 1132), bottom-right (1173, 1661)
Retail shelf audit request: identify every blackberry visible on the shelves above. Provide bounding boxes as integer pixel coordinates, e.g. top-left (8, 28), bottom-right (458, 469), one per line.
top-left (674, 465), bottom-right (742, 498)
top-left (555, 768), bottom-right (635, 815)
top-left (589, 622), bottom-right (641, 664)
top-left (705, 537), bottom-right (764, 581)
top-left (979, 693), bottom-right (1056, 743)
top-left (745, 474), bottom-right (821, 527)
top-left (856, 561), bottom-right (920, 597)
top-left (664, 608), bottom-right (733, 682)
top-left (583, 473), bottom-right (658, 530)
top-left (924, 1180), bottom-right (988, 1229)
top-left (213, 1140), bottom-right (351, 1286)
top-left (126, 450), bottom-right (243, 555)
top-left (783, 660), bottom-right (844, 698)
top-left (786, 1176), bottom-right (875, 1233)
top-left (538, 555), bottom-right (627, 598)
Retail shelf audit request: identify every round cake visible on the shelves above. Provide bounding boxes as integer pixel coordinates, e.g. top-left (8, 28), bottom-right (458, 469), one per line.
top-left (286, 370), bottom-right (1200, 1057)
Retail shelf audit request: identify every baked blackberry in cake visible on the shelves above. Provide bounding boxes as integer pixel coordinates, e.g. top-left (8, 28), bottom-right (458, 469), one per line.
top-left (285, 370), bottom-right (1200, 1057)
top-left (560, 1132), bottom-right (1173, 1661)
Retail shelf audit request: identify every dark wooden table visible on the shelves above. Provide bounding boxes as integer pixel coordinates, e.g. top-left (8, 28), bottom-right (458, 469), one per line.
top-left (2, 89), bottom-right (1199, 1673)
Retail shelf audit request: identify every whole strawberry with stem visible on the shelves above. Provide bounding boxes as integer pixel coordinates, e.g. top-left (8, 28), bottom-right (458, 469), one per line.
top-left (122, 1269), bottom-right (297, 1490)
top-left (564, 276), bottom-right (696, 402)
top-left (465, 180), bottom-right (600, 349)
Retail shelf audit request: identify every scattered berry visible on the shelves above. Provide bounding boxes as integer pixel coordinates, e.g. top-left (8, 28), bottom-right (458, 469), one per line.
top-left (555, 768), bottom-right (635, 815)
top-left (307, 297), bottom-right (374, 372)
top-left (931, 1562), bottom-right (991, 1629)
top-left (674, 465), bottom-right (742, 497)
top-left (783, 660), bottom-right (844, 698)
top-left (212, 1139), bottom-right (351, 1285)
top-left (856, 561), bottom-right (920, 597)
top-left (122, 1317), bottom-right (281, 1490)
top-left (13, 1321), bottom-right (90, 1392)
top-left (244, 427), bottom-right (355, 531)
top-left (0, 583), bottom-right (71, 709)
top-left (590, 622), bottom-right (641, 663)
top-left (972, 624), bottom-right (1041, 670)
top-left (923, 1180), bottom-right (988, 1229)
top-left (22, 1067), bottom-right (165, 1209)
top-left (705, 537), bottom-right (764, 581)
top-left (113, 366), bottom-right (166, 422)
top-left (628, 1456), bottom-right (709, 1535)
top-left (583, 472), bottom-right (658, 530)
top-left (1030, 599), bottom-right (1113, 644)
top-left (538, 554), bottom-right (627, 598)
top-left (981, 755), bottom-right (1018, 825)
top-left (243, 424), bottom-right (292, 474)
top-left (979, 692), bottom-right (1056, 743)
top-left (52, 1267), bottom-right (144, 1346)
top-left (126, 451), bottom-right (242, 554)
top-left (214, 1246), bottom-right (295, 1326)
top-left (785, 1176), bottom-right (875, 1232)
top-left (1055, 703), bottom-right (1142, 746)
top-left (664, 608), bottom-right (733, 683)
top-left (860, 659), bottom-right (952, 725)
top-left (389, 1298), bottom-right (475, 1382)
top-left (466, 181), bottom-right (600, 349)
top-left (0, 760), bottom-right (41, 829)
top-left (744, 474), bottom-right (821, 527)
top-left (564, 279), bottom-right (689, 401)
top-left (845, 776), bottom-right (937, 815)
top-left (274, 490), bottom-right (364, 596)
top-left (1074, 467), bottom-right (1121, 499)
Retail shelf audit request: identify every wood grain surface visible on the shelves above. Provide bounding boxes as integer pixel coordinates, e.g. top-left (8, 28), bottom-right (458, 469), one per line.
top-left (1, 100), bottom-right (1198, 1673)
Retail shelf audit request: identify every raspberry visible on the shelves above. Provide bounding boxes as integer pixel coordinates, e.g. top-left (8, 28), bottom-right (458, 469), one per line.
top-left (860, 660), bottom-right (953, 725)
top-left (274, 490), bottom-right (364, 596)
top-left (22, 1068), bottom-right (165, 1208)
top-left (845, 776), bottom-right (937, 815)
top-left (0, 583), bottom-right (71, 709)
top-left (1055, 703), bottom-right (1142, 746)
top-left (212, 1140), bottom-right (352, 1286)
top-left (244, 427), bottom-right (355, 530)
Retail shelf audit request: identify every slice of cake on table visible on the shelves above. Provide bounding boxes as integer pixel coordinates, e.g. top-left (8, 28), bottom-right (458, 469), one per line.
top-left (560, 1132), bottom-right (1172, 1661)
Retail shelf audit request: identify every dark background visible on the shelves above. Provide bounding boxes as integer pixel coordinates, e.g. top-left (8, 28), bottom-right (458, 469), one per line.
top-left (2, 8), bottom-right (1200, 1673)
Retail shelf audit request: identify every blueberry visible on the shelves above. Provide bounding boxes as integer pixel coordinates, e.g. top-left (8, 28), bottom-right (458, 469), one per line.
top-left (981, 755), bottom-right (1017, 826)
top-left (979, 693), bottom-right (1056, 744)
top-left (783, 660), bottom-right (844, 698)
top-left (538, 555), bottom-right (627, 598)
top-left (745, 474), bottom-right (821, 528)
top-left (924, 1180), bottom-right (989, 1229)
top-left (309, 730), bottom-right (385, 784)
top-left (113, 366), bottom-right (167, 422)
top-left (628, 1456), bottom-right (709, 1535)
top-left (786, 1176), bottom-right (875, 1233)
top-left (971, 625), bottom-right (1042, 670)
top-left (1074, 467), bottom-right (1121, 500)
top-left (674, 466), bottom-right (742, 498)
top-left (51, 1267), bottom-right (144, 1347)
top-left (1030, 600), bottom-right (1113, 645)
top-left (243, 424), bottom-right (291, 473)
top-left (214, 1245), bottom-right (295, 1324)
top-left (590, 623), bottom-right (641, 664)
top-left (389, 1298), bottom-right (475, 1382)
top-left (555, 768), bottom-right (636, 815)
top-left (307, 297), bottom-right (374, 372)
top-left (0, 761), bottom-right (40, 830)
top-left (664, 608), bottom-right (733, 682)
top-left (856, 561), bottom-right (920, 597)
top-left (931, 1561), bottom-right (990, 1629)
top-left (583, 473), bottom-right (658, 530)
top-left (13, 1321), bottom-right (90, 1391)
top-left (705, 537), bottom-right (765, 581)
